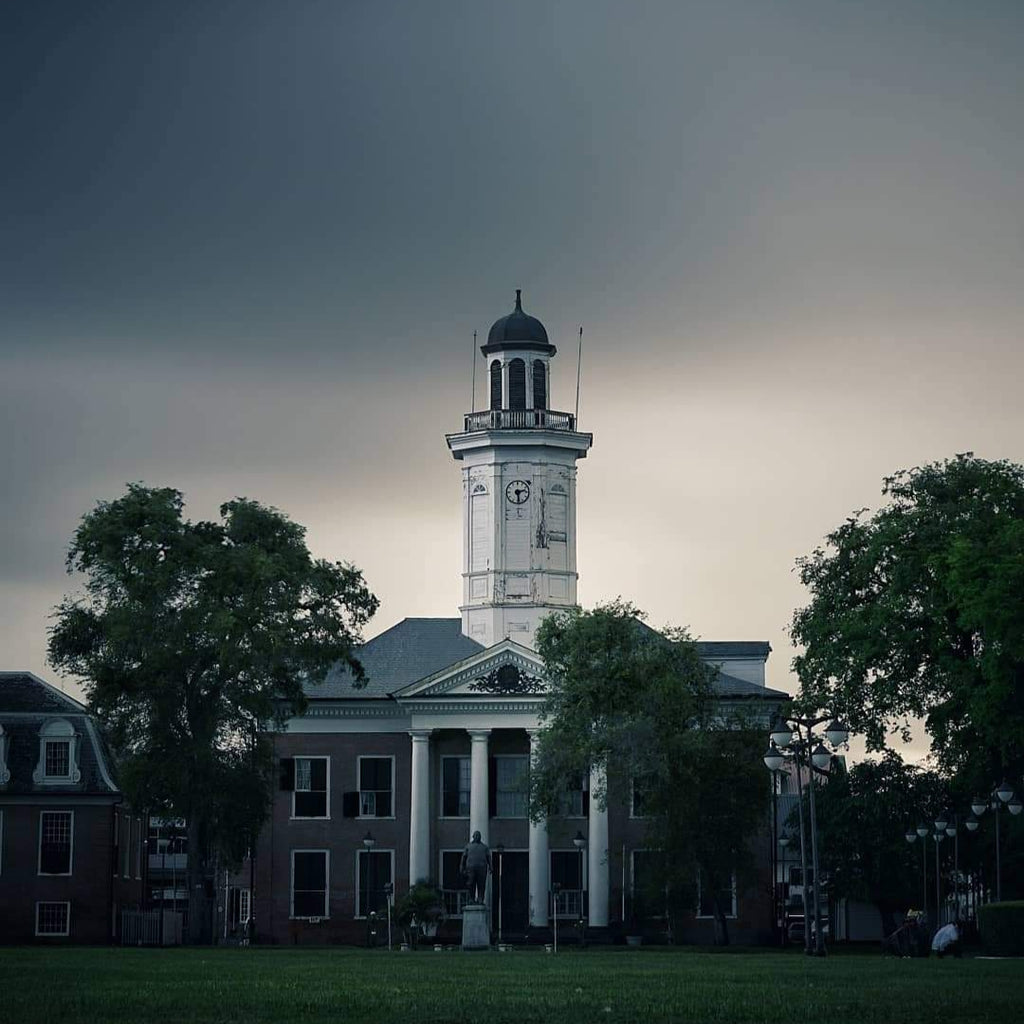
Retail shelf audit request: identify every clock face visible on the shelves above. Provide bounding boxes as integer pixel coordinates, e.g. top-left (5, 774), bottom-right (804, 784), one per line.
top-left (505, 479), bottom-right (531, 505)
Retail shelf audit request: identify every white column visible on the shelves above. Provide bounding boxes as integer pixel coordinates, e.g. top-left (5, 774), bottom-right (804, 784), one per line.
top-left (408, 730), bottom-right (432, 886)
top-left (528, 729), bottom-right (550, 927)
top-left (588, 764), bottom-right (609, 927)
top-left (468, 729), bottom-right (490, 845)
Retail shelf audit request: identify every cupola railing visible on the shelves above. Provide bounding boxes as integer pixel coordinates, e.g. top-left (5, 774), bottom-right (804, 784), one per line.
top-left (463, 409), bottom-right (576, 432)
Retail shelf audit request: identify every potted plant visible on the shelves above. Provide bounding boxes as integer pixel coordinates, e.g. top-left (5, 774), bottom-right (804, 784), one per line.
top-left (395, 882), bottom-right (446, 947)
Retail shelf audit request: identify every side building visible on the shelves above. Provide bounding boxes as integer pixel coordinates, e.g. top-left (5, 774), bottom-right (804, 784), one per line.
top-left (0, 672), bottom-right (145, 943)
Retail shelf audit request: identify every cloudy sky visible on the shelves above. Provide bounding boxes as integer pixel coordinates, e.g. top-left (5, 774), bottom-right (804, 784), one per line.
top-left (3, 1), bottom-right (1023, 758)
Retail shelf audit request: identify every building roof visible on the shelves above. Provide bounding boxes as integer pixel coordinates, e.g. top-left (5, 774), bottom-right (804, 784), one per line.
top-left (483, 290), bottom-right (554, 354)
top-left (0, 672), bottom-right (119, 795)
top-left (305, 618), bottom-right (786, 702)
top-left (305, 618), bottom-right (485, 699)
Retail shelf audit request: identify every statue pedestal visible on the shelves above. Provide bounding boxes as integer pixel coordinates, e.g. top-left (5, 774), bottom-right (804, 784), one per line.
top-left (461, 902), bottom-right (490, 950)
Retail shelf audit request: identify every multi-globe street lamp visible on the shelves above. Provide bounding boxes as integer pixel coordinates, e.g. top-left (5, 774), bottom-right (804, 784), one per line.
top-left (971, 781), bottom-right (1022, 902)
top-left (764, 715), bottom-right (849, 956)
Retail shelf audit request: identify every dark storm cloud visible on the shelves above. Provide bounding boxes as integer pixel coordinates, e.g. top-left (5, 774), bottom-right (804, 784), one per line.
top-left (3, 0), bottom-right (1024, 733)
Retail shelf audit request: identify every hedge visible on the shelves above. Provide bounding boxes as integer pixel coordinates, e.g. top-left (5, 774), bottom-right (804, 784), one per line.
top-left (978, 901), bottom-right (1024, 956)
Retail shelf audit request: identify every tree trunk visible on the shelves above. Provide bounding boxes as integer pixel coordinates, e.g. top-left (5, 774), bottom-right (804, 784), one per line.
top-left (186, 815), bottom-right (205, 944)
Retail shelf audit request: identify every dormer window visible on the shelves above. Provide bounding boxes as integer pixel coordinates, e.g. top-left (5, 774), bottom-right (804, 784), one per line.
top-left (33, 719), bottom-right (81, 785)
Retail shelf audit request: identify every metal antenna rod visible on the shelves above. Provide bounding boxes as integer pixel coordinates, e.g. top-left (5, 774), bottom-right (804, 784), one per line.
top-left (574, 325), bottom-right (583, 424)
top-left (471, 330), bottom-right (477, 412)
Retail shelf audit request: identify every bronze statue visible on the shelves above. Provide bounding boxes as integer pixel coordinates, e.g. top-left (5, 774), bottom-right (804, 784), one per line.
top-left (460, 830), bottom-right (492, 903)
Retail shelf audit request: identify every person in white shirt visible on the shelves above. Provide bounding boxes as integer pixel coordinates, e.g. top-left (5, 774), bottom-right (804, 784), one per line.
top-left (931, 920), bottom-right (962, 958)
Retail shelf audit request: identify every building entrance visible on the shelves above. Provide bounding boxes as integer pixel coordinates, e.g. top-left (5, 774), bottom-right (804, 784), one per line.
top-left (492, 851), bottom-right (528, 936)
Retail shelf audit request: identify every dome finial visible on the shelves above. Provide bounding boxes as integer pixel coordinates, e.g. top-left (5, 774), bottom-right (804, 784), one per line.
top-left (515, 288), bottom-right (522, 312)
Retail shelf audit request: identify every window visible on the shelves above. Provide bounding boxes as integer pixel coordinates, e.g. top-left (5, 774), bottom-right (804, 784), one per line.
top-left (631, 773), bottom-right (654, 818)
top-left (358, 756), bottom-right (394, 817)
top-left (33, 719), bottom-right (80, 785)
top-left (442, 756), bottom-right (471, 817)
top-left (494, 756), bottom-right (528, 818)
top-left (0, 724), bottom-right (11, 785)
top-left (112, 814), bottom-right (119, 877)
top-left (239, 888), bottom-right (251, 925)
top-left (440, 850), bottom-right (468, 917)
top-left (293, 757), bottom-right (329, 818)
top-left (39, 811), bottom-right (73, 875)
top-left (551, 850), bottom-right (584, 917)
top-left (122, 814), bottom-right (132, 877)
top-left (532, 360), bottom-right (547, 410)
top-left (489, 360), bottom-right (502, 410)
top-left (631, 850), bottom-right (666, 921)
top-left (35, 901), bottom-right (70, 936)
top-left (357, 849), bottom-right (393, 918)
top-left (697, 867), bottom-right (737, 919)
top-left (508, 359), bottom-right (526, 410)
top-left (291, 850), bottom-right (328, 919)
top-left (560, 773), bottom-right (587, 817)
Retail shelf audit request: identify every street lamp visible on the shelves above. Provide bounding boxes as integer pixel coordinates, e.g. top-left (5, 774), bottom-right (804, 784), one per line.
top-left (996, 780), bottom-right (1015, 804)
top-left (764, 714), bottom-right (849, 956)
top-left (1009, 795), bottom-right (1024, 817)
top-left (363, 831), bottom-right (376, 850)
top-left (905, 828), bottom-right (928, 920)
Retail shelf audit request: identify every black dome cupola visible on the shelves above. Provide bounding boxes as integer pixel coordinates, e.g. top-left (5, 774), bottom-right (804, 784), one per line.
top-left (482, 289), bottom-right (556, 356)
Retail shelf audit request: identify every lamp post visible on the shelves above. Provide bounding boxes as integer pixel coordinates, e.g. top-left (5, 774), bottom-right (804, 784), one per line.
top-left (573, 831), bottom-right (587, 948)
top-left (494, 843), bottom-right (504, 946)
top-left (933, 832), bottom-right (944, 926)
top-left (362, 831), bottom-right (376, 944)
top-left (971, 782), bottom-right (1020, 903)
top-left (551, 881), bottom-right (561, 954)
top-left (778, 834), bottom-right (791, 946)
top-left (765, 715), bottom-right (849, 956)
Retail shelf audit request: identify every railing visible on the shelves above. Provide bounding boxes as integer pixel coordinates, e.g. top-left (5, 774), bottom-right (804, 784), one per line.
top-left (463, 409), bottom-right (576, 432)
top-left (120, 909), bottom-right (183, 946)
top-left (442, 889), bottom-right (469, 917)
top-left (552, 889), bottom-right (583, 918)
top-left (148, 853), bottom-right (188, 872)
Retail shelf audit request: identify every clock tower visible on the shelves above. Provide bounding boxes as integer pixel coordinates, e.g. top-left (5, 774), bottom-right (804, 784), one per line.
top-left (446, 291), bottom-right (593, 649)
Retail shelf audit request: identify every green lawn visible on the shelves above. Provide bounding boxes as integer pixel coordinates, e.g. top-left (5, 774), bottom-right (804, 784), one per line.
top-left (1, 947), bottom-right (1020, 1024)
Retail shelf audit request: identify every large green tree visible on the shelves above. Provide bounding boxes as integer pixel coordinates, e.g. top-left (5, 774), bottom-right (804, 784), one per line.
top-left (48, 485), bottom-right (378, 941)
top-left (791, 454), bottom-right (1024, 783)
top-left (530, 601), bottom-right (776, 945)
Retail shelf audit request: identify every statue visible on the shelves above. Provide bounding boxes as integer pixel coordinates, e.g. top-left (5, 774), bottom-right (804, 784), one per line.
top-left (460, 830), bottom-right (492, 904)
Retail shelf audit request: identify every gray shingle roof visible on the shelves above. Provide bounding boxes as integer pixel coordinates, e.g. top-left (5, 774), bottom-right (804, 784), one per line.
top-left (713, 670), bottom-right (789, 700)
top-left (0, 672), bottom-right (86, 713)
top-left (305, 618), bottom-right (485, 699)
top-left (697, 641), bottom-right (772, 660)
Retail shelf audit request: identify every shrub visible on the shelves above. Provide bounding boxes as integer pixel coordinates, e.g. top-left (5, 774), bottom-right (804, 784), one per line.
top-left (978, 901), bottom-right (1024, 955)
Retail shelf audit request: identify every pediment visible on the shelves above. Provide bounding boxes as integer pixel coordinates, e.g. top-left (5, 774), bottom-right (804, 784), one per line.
top-left (394, 639), bottom-right (548, 699)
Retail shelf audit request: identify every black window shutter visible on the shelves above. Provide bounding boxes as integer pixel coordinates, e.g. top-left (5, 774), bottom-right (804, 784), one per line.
top-left (582, 789), bottom-right (590, 816)
top-left (488, 758), bottom-right (497, 818)
top-left (279, 758), bottom-right (295, 791)
top-left (342, 791), bottom-right (359, 818)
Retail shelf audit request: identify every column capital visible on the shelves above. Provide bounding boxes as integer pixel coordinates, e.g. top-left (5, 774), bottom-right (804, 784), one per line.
top-left (408, 729), bottom-right (433, 742)
top-left (467, 728), bottom-right (491, 741)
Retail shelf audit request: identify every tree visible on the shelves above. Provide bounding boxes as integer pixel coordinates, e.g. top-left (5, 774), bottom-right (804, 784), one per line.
top-left (797, 751), bottom-right (945, 932)
top-left (530, 600), bottom-right (775, 945)
top-left (791, 454), bottom-right (1024, 783)
top-left (48, 484), bottom-right (378, 941)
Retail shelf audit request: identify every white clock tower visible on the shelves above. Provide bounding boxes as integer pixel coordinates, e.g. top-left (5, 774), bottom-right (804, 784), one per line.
top-left (447, 291), bottom-right (593, 650)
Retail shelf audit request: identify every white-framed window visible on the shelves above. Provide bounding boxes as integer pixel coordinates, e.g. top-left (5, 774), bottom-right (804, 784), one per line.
top-left (631, 849), bottom-right (667, 921)
top-left (356, 848), bottom-right (394, 919)
top-left (239, 887), bottom-right (251, 925)
top-left (440, 849), bottom-right (468, 917)
top-left (33, 719), bottom-right (81, 785)
top-left (122, 814), bottom-right (132, 877)
top-left (134, 817), bottom-right (143, 879)
top-left (630, 773), bottom-right (653, 818)
top-left (560, 773), bottom-right (586, 817)
top-left (39, 810), bottom-right (74, 875)
top-left (494, 756), bottom-right (528, 818)
top-left (357, 756), bottom-right (394, 818)
top-left (290, 849), bottom-right (329, 919)
top-left (293, 756), bottom-right (329, 819)
top-left (697, 867), bottom-right (737, 919)
top-left (441, 756), bottom-right (471, 817)
top-left (35, 901), bottom-right (71, 937)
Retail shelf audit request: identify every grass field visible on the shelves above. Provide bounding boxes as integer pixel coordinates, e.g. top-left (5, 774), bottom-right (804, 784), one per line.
top-left (1, 947), bottom-right (1020, 1024)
